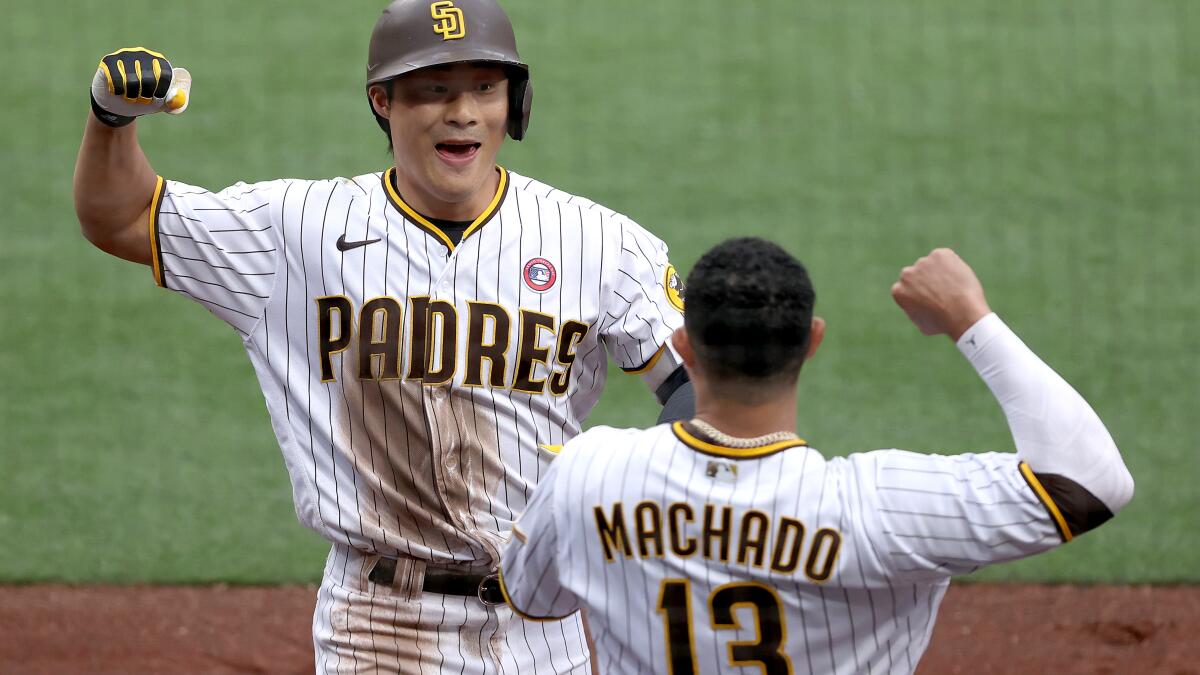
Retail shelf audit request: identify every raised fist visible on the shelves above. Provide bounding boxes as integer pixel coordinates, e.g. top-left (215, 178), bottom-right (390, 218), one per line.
top-left (891, 248), bottom-right (992, 341)
top-left (90, 48), bottom-right (191, 127)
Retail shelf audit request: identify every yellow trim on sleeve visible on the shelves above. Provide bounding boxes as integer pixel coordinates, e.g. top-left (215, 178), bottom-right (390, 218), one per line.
top-left (539, 444), bottom-right (563, 455)
top-left (148, 176), bottom-right (166, 287)
top-left (1018, 461), bottom-right (1074, 542)
top-left (497, 565), bottom-right (576, 623)
top-left (671, 422), bottom-right (806, 459)
top-left (622, 343), bottom-right (667, 375)
top-left (512, 525), bottom-right (528, 544)
top-left (382, 166), bottom-right (508, 251)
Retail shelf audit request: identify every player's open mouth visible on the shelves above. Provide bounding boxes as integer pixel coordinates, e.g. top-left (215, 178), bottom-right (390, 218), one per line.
top-left (435, 142), bottom-right (481, 165)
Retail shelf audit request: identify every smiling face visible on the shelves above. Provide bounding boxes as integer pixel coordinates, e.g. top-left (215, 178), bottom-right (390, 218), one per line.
top-left (369, 62), bottom-right (510, 221)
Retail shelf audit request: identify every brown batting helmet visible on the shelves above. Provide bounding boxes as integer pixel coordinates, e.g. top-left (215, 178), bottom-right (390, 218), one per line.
top-left (366, 0), bottom-right (533, 141)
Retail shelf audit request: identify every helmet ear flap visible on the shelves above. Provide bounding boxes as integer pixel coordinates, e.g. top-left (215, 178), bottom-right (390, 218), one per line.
top-left (507, 74), bottom-right (532, 141)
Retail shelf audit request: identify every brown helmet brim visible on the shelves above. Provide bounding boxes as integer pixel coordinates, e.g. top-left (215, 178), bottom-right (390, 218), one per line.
top-left (366, 49), bottom-right (528, 89)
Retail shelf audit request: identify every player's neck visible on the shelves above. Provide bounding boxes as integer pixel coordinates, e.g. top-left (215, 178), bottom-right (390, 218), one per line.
top-left (692, 388), bottom-right (799, 440)
top-left (391, 166), bottom-right (500, 222)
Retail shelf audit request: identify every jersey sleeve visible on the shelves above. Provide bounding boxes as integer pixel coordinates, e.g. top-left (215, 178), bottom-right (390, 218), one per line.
top-left (845, 449), bottom-right (1065, 584)
top-left (149, 175), bottom-right (296, 336)
top-left (499, 459), bottom-right (581, 620)
top-left (600, 217), bottom-right (685, 390)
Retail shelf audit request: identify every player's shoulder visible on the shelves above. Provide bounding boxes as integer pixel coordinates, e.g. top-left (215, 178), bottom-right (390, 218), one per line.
top-left (558, 423), bottom-right (676, 463)
top-left (347, 171), bottom-right (387, 195)
top-left (269, 173), bottom-right (382, 211)
top-left (272, 172), bottom-right (382, 203)
top-left (544, 425), bottom-right (671, 497)
top-left (506, 170), bottom-right (665, 241)
top-left (833, 448), bottom-right (1022, 483)
top-left (507, 170), bottom-right (617, 217)
top-left (164, 175), bottom-right (296, 200)
top-left (191, 174), bottom-right (369, 202)
top-left (243, 172), bottom-right (379, 196)
top-left (167, 168), bottom-right (381, 202)
top-left (572, 422), bottom-right (675, 443)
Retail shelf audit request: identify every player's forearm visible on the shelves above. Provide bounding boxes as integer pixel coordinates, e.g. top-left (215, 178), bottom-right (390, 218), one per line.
top-left (73, 114), bottom-right (157, 263)
top-left (958, 313), bottom-right (1134, 514)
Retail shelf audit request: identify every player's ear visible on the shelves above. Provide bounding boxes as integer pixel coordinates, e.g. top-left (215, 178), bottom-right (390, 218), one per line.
top-left (368, 84), bottom-right (391, 118)
top-left (805, 316), bottom-right (826, 362)
top-left (671, 327), bottom-right (696, 370)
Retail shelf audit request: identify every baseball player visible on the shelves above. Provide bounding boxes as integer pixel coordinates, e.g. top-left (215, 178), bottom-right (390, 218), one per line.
top-left (73, 2), bottom-right (695, 673)
top-left (500, 240), bottom-right (1135, 675)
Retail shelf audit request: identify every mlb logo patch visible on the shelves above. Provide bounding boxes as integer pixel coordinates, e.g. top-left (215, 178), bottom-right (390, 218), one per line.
top-left (705, 461), bottom-right (738, 483)
top-left (523, 258), bottom-right (557, 292)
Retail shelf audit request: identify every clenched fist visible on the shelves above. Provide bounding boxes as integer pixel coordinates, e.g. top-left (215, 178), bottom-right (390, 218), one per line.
top-left (891, 248), bottom-right (992, 341)
top-left (90, 48), bottom-right (191, 127)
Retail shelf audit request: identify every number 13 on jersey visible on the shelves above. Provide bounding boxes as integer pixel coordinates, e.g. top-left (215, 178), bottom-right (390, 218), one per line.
top-left (656, 579), bottom-right (792, 674)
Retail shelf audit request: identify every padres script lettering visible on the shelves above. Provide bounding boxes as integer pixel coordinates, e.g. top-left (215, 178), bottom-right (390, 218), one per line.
top-left (594, 501), bottom-right (843, 583)
top-left (315, 296), bottom-right (589, 393)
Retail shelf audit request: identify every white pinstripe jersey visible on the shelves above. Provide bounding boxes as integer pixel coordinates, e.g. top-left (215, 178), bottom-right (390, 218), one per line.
top-left (500, 422), bottom-right (1068, 675)
top-left (147, 166), bottom-right (684, 567)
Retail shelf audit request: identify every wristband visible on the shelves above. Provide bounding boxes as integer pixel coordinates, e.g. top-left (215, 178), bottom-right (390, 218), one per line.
top-left (90, 93), bottom-right (135, 128)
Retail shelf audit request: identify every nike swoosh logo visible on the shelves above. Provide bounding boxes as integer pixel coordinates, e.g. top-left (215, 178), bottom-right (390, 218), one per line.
top-left (336, 234), bottom-right (381, 251)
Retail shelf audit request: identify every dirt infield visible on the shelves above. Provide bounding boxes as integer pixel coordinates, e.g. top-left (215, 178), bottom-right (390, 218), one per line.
top-left (0, 584), bottom-right (1194, 674)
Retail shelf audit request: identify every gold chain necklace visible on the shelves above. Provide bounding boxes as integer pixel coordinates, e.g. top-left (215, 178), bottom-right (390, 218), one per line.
top-left (690, 418), bottom-right (800, 449)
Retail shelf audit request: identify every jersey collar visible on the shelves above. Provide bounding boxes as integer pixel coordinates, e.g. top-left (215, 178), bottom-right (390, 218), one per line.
top-left (671, 421), bottom-right (808, 460)
top-left (382, 166), bottom-right (509, 252)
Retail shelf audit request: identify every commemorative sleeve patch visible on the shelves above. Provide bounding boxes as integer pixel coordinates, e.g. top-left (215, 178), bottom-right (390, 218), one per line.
top-left (664, 264), bottom-right (685, 313)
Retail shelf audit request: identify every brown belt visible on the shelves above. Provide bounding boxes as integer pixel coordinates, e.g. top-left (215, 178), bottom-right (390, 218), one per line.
top-left (368, 558), bottom-right (506, 606)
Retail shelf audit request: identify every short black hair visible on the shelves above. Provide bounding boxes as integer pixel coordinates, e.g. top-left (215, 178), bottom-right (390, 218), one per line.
top-left (684, 237), bottom-right (815, 394)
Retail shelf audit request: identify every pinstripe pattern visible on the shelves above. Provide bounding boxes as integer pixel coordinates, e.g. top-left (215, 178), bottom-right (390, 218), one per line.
top-left (152, 169), bottom-right (683, 672)
top-left (313, 543), bottom-right (590, 674)
top-left (502, 424), bottom-right (1064, 675)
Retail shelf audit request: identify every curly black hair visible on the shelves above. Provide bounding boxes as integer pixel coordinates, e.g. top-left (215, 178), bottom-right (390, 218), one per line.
top-left (684, 238), bottom-right (815, 394)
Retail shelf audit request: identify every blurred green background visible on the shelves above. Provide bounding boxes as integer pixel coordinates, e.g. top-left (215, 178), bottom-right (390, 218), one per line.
top-left (1, 0), bottom-right (1196, 584)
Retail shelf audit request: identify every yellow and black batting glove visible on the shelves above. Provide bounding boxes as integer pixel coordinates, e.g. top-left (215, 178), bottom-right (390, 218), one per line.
top-left (90, 47), bottom-right (191, 128)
